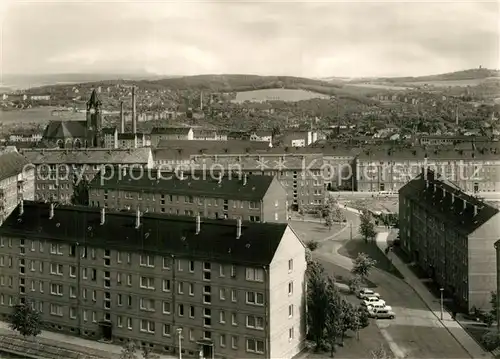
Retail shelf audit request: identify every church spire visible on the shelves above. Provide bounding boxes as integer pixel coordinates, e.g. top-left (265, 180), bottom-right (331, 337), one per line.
top-left (86, 89), bottom-right (102, 111)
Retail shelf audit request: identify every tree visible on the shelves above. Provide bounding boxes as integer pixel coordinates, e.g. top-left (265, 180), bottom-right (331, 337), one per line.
top-left (352, 306), bottom-right (370, 340)
top-left (120, 341), bottom-right (138, 359)
top-left (351, 253), bottom-right (376, 280)
top-left (490, 291), bottom-right (498, 321)
top-left (142, 346), bottom-right (160, 359)
top-left (307, 262), bottom-right (334, 350)
top-left (71, 175), bottom-right (90, 206)
top-left (321, 195), bottom-right (345, 230)
top-left (348, 274), bottom-right (362, 294)
top-left (324, 283), bottom-right (342, 357)
top-left (359, 211), bottom-right (376, 242)
top-left (8, 300), bottom-right (42, 338)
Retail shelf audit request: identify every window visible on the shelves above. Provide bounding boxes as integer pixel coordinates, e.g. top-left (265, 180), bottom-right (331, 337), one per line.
top-left (127, 318), bottom-right (132, 329)
top-left (288, 259), bottom-right (293, 272)
top-left (163, 257), bottom-right (171, 269)
top-left (178, 304), bottom-right (184, 317)
top-left (231, 313), bottom-right (237, 326)
top-left (163, 279), bottom-right (171, 292)
top-left (189, 306), bottom-right (195, 318)
top-left (203, 331), bottom-right (211, 340)
top-left (50, 244), bottom-right (63, 255)
top-left (219, 265), bottom-right (225, 277)
top-left (117, 316), bottom-right (123, 327)
top-left (189, 261), bottom-right (195, 272)
top-left (246, 291), bottom-right (264, 305)
top-left (178, 282), bottom-right (184, 294)
top-left (70, 307), bottom-right (76, 319)
top-left (246, 338), bottom-right (265, 354)
top-left (219, 311), bottom-right (226, 323)
top-left (69, 286), bottom-right (76, 298)
top-left (288, 281), bottom-right (293, 295)
top-left (50, 263), bottom-right (63, 275)
top-left (249, 202), bottom-right (259, 209)
top-left (288, 304), bottom-right (294, 318)
top-left (246, 315), bottom-right (264, 329)
top-left (140, 298), bottom-right (155, 312)
top-left (127, 274), bottom-right (132, 286)
top-left (163, 301), bottom-right (171, 314)
top-left (140, 276), bottom-right (155, 290)
top-left (231, 336), bottom-right (238, 349)
top-left (220, 334), bottom-right (226, 347)
top-left (50, 304), bottom-right (63, 316)
top-left (69, 265), bottom-right (76, 278)
top-left (230, 265), bottom-right (236, 278)
top-left (177, 259), bottom-right (183, 271)
top-left (140, 319), bottom-right (155, 333)
top-left (163, 324), bottom-right (171, 336)
top-left (245, 267), bottom-right (264, 282)
top-left (231, 289), bottom-right (237, 302)
top-left (289, 327), bottom-right (294, 340)
top-left (219, 288), bottom-right (226, 300)
top-left (50, 283), bottom-right (63, 296)
top-left (140, 255), bottom-right (154, 267)
top-left (188, 283), bottom-right (194, 296)
top-left (117, 294), bottom-right (122, 306)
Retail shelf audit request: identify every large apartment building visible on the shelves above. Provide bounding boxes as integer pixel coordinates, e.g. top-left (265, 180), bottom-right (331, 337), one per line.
top-left (153, 142), bottom-right (325, 211)
top-left (357, 146), bottom-right (500, 193)
top-left (399, 169), bottom-right (500, 311)
top-left (0, 149), bottom-right (35, 224)
top-left (0, 201), bottom-right (307, 359)
top-left (88, 168), bottom-right (288, 223)
top-left (20, 148), bottom-right (153, 203)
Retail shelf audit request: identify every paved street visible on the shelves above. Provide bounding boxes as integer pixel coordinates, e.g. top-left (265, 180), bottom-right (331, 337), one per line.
top-left (291, 209), bottom-right (472, 359)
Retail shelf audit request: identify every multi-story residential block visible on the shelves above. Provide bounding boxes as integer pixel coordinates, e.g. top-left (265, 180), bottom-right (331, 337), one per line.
top-left (117, 133), bottom-right (147, 149)
top-left (0, 201), bottom-right (307, 359)
top-left (151, 127), bottom-right (194, 146)
top-left (88, 169), bottom-right (288, 223)
top-left (20, 148), bottom-right (153, 203)
top-left (419, 135), bottom-right (491, 146)
top-left (8, 133), bottom-right (43, 143)
top-left (192, 129), bottom-right (228, 141)
top-left (0, 149), bottom-right (34, 224)
top-left (102, 128), bottom-right (118, 149)
top-left (249, 131), bottom-right (273, 143)
top-left (356, 146), bottom-right (500, 193)
top-left (280, 131), bottom-right (318, 148)
top-left (399, 169), bottom-right (500, 311)
top-left (153, 145), bottom-right (325, 211)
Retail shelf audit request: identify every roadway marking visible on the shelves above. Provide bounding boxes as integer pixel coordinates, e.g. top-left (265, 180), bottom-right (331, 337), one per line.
top-left (379, 327), bottom-right (408, 358)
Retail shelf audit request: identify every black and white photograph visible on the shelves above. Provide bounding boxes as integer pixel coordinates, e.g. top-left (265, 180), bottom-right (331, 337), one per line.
top-left (0, 1), bottom-right (499, 358)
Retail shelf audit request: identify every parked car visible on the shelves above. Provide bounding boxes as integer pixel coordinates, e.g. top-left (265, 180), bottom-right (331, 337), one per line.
top-left (367, 303), bottom-right (391, 311)
top-left (357, 288), bottom-right (381, 300)
top-left (362, 297), bottom-right (386, 307)
top-left (368, 307), bottom-right (395, 319)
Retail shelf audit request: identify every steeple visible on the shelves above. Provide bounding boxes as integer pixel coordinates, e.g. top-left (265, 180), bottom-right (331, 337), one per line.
top-left (86, 88), bottom-right (102, 111)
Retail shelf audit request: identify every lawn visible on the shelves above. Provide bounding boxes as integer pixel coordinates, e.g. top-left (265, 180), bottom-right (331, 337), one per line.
top-left (338, 239), bottom-right (404, 280)
top-left (290, 220), bottom-right (344, 244)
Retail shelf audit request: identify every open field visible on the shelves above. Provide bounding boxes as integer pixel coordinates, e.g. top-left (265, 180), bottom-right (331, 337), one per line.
top-left (346, 83), bottom-right (410, 91)
top-left (0, 107), bottom-right (85, 124)
top-left (403, 78), bottom-right (499, 87)
top-left (232, 88), bottom-right (330, 103)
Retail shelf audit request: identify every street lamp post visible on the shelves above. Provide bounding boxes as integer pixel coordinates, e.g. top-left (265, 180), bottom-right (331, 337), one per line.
top-left (177, 328), bottom-right (183, 359)
top-left (440, 288), bottom-right (444, 320)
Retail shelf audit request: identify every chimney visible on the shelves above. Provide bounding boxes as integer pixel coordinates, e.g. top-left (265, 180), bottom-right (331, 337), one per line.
top-left (243, 174), bottom-right (247, 186)
top-left (49, 203), bottom-right (55, 219)
top-left (218, 173), bottom-right (222, 184)
top-left (132, 86), bottom-right (137, 134)
top-left (179, 170), bottom-right (184, 180)
top-left (451, 193), bottom-right (455, 203)
top-left (463, 199), bottom-right (467, 211)
top-left (236, 218), bottom-right (242, 239)
top-left (474, 205), bottom-right (478, 216)
top-left (120, 101), bottom-right (125, 133)
top-left (135, 207), bottom-right (141, 229)
top-left (19, 199), bottom-right (24, 216)
top-left (195, 215), bottom-right (201, 234)
top-left (100, 207), bottom-right (105, 225)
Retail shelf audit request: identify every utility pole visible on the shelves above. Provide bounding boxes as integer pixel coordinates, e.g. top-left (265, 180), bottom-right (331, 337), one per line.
top-left (440, 288), bottom-right (444, 320)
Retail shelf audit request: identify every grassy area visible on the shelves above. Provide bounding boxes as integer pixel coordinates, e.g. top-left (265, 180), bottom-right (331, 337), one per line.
top-left (338, 239), bottom-right (404, 280)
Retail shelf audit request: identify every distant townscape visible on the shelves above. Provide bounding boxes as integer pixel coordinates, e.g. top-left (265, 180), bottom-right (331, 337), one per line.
top-left (1, 68), bottom-right (500, 359)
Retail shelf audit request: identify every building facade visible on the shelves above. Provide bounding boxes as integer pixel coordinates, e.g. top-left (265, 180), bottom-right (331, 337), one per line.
top-left (399, 169), bottom-right (500, 311)
top-left (0, 150), bottom-right (35, 225)
top-left (20, 148), bottom-right (154, 203)
top-left (88, 169), bottom-right (288, 223)
top-left (192, 130), bottom-right (229, 141)
top-left (151, 128), bottom-right (194, 146)
top-left (0, 202), bottom-right (307, 359)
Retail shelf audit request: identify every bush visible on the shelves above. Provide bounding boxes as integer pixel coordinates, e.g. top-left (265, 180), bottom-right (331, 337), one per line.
top-left (306, 240), bottom-right (319, 251)
top-left (481, 332), bottom-right (500, 351)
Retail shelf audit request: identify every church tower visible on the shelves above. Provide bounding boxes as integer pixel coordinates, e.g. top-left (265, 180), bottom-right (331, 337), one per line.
top-left (86, 89), bottom-right (103, 147)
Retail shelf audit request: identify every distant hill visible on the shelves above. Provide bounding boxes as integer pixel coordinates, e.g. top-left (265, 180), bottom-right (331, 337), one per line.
top-left (358, 68), bottom-right (500, 84)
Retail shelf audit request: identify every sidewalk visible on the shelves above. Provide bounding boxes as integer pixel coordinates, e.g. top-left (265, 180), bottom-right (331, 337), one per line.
top-left (374, 234), bottom-right (493, 359)
top-left (0, 321), bottom-right (176, 359)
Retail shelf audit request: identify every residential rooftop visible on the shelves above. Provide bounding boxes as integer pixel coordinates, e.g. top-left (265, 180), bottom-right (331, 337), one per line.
top-left (90, 168), bottom-right (275, 201)
top-left (151, 127), bottom-right (192, 135)
top-left (399, 169), bottom-right (499, 234)
top-left (0, 201), bottom-right (288, 266)
top-left (155, 139), bottom-right (271, 153)
top-left (20, 148), bottom-right (152, 165)
top-left (0, 151), bottom-right (30, 182)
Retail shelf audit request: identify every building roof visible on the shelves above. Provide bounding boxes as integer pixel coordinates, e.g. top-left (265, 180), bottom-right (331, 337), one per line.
top-left (102, 127), bottom-right (117, 135)
top-left (151, 127), bottom-right (191, 135)
top-left (90, 168), bottom-right (275, 201)
top-left (0, 151), bottom-right (30, 182)
top-left (86, 89), bottom-right (102, 109)
top-left (357, 145), bottom-right (500, 161)
top-left (20, 148), bottom-right (151, 165)
top-left (399, 169), bottom-right (499, 234)
top-left (155, 140), bottom-right (272, 155)
top-left (42, 121), bottom-right (87, 139)
top-left (118, 133), bottom-right (136, 140)
top-left (0, 201), bottom-right (287, 266)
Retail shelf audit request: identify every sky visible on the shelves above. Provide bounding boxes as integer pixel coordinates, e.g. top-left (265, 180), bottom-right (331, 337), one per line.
top-left (1, 0), bottom-right (499, 78)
